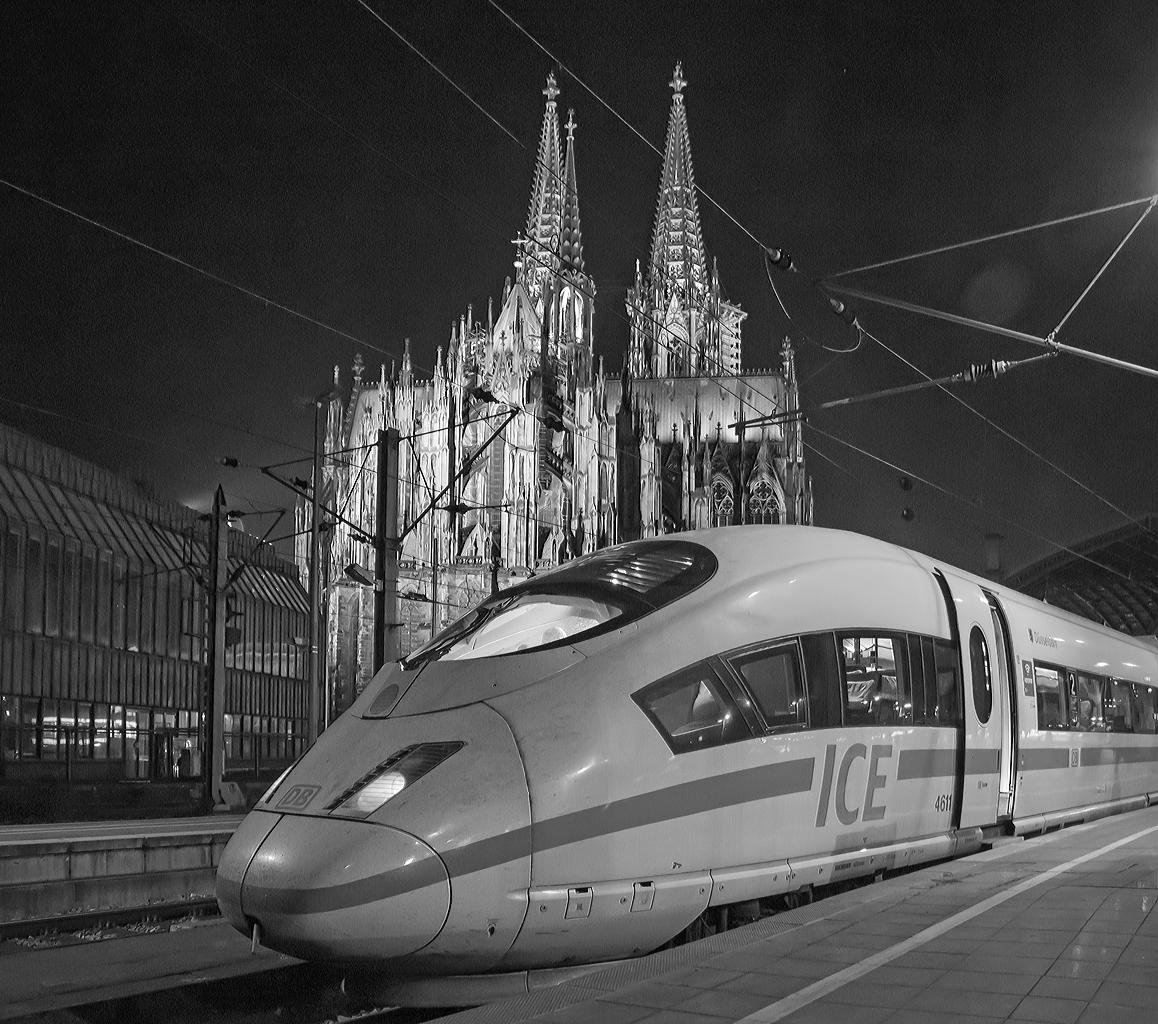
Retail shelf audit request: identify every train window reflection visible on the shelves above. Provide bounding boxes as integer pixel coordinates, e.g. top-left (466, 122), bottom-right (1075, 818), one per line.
top-left (633, 663), bottom-right (749, 754)
top-left (730, 643), bottom-right (808, 731)
top-left (839, 635), bottom-right (911, 727)
top-left (969, 626), bottom-right (993, 725)
top-left (1073, 672), bottom-right (1106, 731)
top-left (434, 595), bottom-right (621, 661)
top-left (1035, 665), bottom-right (1066, 730)
top-left (1108, 680), bottom-right (1135, 733)
top-left (404, 539), bottom-right (716, 666)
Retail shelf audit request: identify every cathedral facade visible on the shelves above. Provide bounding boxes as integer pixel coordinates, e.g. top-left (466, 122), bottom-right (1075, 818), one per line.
top-left (300, 67), bottom-right (813, 712)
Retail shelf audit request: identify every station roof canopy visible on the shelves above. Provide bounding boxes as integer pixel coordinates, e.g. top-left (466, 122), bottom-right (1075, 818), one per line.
top-left (1005, 514), bottom-right (1158, 637)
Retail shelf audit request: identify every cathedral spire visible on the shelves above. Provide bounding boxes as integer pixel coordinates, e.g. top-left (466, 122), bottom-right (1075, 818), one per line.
top-left (648, 62), bottom-right (708, 305)
top-left (559, 109), bottom-right (584, 276)
top-left (519, 73), bottom-right (564, 306)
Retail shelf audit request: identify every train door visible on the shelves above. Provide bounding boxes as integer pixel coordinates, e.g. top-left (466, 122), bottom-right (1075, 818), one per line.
top-left (983, 590), bottom-right (1018, 819)
top-left (943, 573), bottom-right (1003, 829)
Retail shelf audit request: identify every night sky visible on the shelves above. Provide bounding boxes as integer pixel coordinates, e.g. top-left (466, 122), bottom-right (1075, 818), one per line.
top-left (4, 1), bottom-right (1158, 579)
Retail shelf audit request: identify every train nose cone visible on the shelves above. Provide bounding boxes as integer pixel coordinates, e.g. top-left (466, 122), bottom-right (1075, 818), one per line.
top-left (237, 814), bottom-right (450, 961)
top-left (216, 809), bottom-right (281, 934)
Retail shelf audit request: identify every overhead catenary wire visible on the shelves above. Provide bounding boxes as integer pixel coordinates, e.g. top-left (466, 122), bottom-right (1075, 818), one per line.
top-left (828, 194), bottom-right (1158, 280)
top-left (804, 422), bottom-right (1158, 599)
top-left (856, 326), bottom-right (1158, 541)
top-left (20, 3), bottom-right (1142, 589)
top-left (0, 176), bottom-right (403, 368)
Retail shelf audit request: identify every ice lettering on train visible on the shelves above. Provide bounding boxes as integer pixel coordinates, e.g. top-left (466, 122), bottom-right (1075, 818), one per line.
top-left (815, 743), bottom-right (893, 827)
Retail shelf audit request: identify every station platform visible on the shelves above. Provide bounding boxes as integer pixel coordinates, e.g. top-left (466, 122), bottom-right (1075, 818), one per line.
top-left (3, 806), bottom-right (1155, 1023)
top-left (0, 917), bottom-right (296, 1021)
top-left (0, 814), bottom-right (242, 925)
top-left (440, 804), bottom-right (1158, 1024)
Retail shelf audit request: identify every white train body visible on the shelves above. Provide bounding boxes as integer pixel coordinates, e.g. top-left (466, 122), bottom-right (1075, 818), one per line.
top-left (216, 527), bottom-right (1158, 979)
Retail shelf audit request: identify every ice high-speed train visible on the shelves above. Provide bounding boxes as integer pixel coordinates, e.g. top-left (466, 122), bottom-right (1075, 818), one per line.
top-left (217, 526), bottom-right (1158, 997)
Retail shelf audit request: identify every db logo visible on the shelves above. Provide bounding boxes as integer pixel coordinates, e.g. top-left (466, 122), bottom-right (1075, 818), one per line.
top-left (276, 784), bottom-right (320, 810)
top-left (815, 743), bottom-right (892, 828)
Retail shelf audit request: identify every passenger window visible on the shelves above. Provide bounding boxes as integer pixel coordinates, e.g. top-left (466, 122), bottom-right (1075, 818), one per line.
top-left (729, 643), bottom-right (807, 730)
top-left (838, 635), bottom-right (911, 727)
top-left (932, 638), bottom-right (960, 726)
top-left (1136, 684), bottom-right (1158, 734)
top-left (969, 626), bottom-right (992, 725)
top-left (1073, 673), bottom-right (1106, 732)
top-left (1108, 680), bottom-right (1135, 733)
top-left (633, 662), bottom-right (750, 754)
top-left (800, 632), bottom-right (843, 729)
top-left (1035, 664), bottom-right (1067, 730)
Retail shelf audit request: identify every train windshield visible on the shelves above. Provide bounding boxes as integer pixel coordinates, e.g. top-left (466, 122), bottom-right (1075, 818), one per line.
top-left (403, 539), bottom-right (717, 665)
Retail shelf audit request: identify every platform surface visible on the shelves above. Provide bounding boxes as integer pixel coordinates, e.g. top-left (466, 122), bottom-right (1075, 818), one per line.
top-left (0, 918), bottom-right (295, 1020)
top-left (0, 814), bottom-right (243, 848)
top-left (442, 805), bottom-right (1158, 1024)
top-left (4, 807), bottom-right (1156, 1023)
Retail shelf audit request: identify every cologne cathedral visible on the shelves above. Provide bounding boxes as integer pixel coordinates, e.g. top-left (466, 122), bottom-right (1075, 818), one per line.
top-left (301, 66), bottom-right (813, 710)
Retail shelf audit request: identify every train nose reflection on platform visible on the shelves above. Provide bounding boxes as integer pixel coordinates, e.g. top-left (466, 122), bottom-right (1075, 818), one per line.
top-left (231, 814), bottom-right (450, 961)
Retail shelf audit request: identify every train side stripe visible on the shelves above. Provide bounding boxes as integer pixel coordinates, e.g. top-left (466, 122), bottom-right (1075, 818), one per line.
top-left (1018, 745), bottom-right (1158, 770)
top-left (964, 748), bottom-right (1000, 775)
top-left (528, 756), bottom-right (816, 856)
top-left (1020, 748), bottom-right (1070, 770)
top-left (247, 757), bottom-right (819, 915)
top-left (896, 748), bottom-right (955, 781)
top-left (443, 756), bottom-right (818, 880)
top-left (1079, 745), bottom-right (1158, 767)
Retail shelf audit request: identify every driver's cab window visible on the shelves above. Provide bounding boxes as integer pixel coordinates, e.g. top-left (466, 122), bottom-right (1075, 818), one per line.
top-left (633, 662), bottom-right (750, 754)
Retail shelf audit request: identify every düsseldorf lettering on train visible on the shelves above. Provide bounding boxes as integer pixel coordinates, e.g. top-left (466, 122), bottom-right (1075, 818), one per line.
top-left (215, 525), bottom-right (1158, 993)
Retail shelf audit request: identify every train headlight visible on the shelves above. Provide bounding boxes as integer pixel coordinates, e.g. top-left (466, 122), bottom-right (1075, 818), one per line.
top-left (327, 742), bottom-right (463, 818)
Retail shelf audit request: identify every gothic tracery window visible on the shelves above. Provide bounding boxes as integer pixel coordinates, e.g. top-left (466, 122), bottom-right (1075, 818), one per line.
top-left (750, 479), bottom-right (781, 525)
top-left (711, 479), bottom-right (734, 528)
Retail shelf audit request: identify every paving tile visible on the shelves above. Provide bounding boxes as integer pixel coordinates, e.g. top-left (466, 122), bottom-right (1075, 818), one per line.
top-left (1076, 1002), bottom-right (1140, 1024)
top-left (1114, 945), bottom-right (1158, 967)
top-left (794, 943), bottom-right (878, 966)
top-left (777, 1000), bottom-right (893, 1024)
top-left (1010, 995), bottom-right (1086, 1023)
top-left (884, 1011), bottom-right (1008, 1024)
top-left (657, 966), bottom-right (743, 990)
top-left (1060, 942), bottom-right (1121, 963)
top-left (869, 965), bottom-right (946, 989)
top-left (980, 938), bottom-right (1073, 959)
top-left (903, 985), bottom-right (1024, 1017)
top-left (958, 953), bottom-right (1057, 976)
top-left (632, 1009), bottom-right (731, 1024)
top-left (891, 949), bottom-right (963, 971)
top-left (835, 930), bottom-right (916, 951)
top-left (1045, 959), bottom-right (1114, 982)
top-left (822, 981), bottom-right (922, 1009)
top-left (1029, 975), bottom-right (1102, 1001)
top-left (719, 972), bottom-right (818, 1000)
top-left (917, 935), bottom-right (985, 954)
top-left (773, 956), bottom-right (847, 980)
top-left (607, 984), bottom-right (708, 1010)
top-left (679, 986), bottom-right (780, 1018)
top-left (1069, 929), bottom-right (1130, 949)
top-left (1102, 961), bottom-right (1158, 987)
top-left (933, 969), bottom-right (1038, 995)
top-left (1088, 980), bottom-right (1156, 1008)
top-left (542, 999), bottom-right (656, 1024)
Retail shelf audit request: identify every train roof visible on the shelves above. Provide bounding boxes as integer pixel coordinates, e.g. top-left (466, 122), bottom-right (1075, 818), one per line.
top-left (669, 526), bottom-right (1158, 655)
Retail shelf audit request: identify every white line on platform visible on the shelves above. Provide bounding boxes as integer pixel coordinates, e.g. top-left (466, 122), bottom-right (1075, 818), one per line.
top-left (735, 818), bottom-right (1158, 1024)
